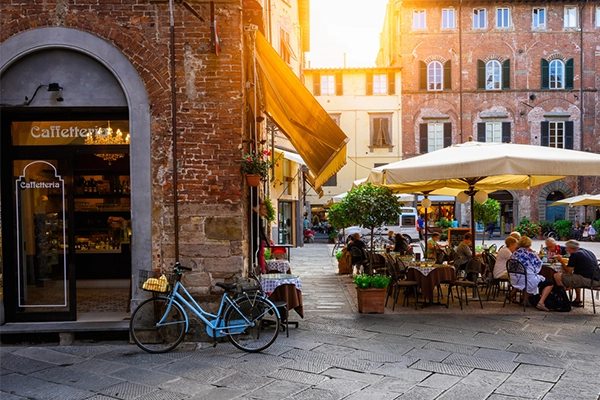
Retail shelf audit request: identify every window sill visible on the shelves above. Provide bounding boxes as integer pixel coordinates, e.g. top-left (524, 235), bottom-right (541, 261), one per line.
top-left (370, 145), bottom-right (395, 153)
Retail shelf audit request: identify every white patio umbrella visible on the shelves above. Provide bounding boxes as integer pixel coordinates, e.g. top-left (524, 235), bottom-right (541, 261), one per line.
top-left (550, 194), bottom-right (600, 221)
top-left (366, 140), bottom-right (600, 254)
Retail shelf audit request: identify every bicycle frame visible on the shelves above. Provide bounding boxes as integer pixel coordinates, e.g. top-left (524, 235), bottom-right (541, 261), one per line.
top-left (158, 280), bottom-right (280, 339)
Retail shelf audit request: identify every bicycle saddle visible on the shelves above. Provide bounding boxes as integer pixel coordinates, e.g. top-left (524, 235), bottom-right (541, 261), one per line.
top-left (216, 282), bottom-right (237, 291)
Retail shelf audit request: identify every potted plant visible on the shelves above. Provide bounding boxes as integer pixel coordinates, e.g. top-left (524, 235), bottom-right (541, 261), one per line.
top-left (435, 217), bottom-right (453, 241)
top-left (240, 149), bottom-right (273, 186)
top-left (353, 275), bottom-right (391, 314)
top-left (554, 219), bottom-right (573, 240)
top-left (474, 198), bottom-right (501, 245)
top-left (515, 217), bottom-right (542, 239)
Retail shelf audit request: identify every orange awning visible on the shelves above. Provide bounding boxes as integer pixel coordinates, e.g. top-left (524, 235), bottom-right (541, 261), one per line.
top-left (253, 31), bottom-right (349, 191)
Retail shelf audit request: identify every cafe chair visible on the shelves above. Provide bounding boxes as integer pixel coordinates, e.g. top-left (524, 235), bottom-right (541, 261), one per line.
top-left (384, 255), bottom-right (418, 310)
top-left (447, 278), bottom-right (484, 310)
top-left (578, 263), bottom-right (600, 314)
top-left (503, 259), bottom-right (529, 312)
top-left (370, 253), bottom-right (388, 276)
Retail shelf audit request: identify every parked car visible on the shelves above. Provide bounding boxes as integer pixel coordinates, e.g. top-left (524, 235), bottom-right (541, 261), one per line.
top-left (345, 207), bottom-right (419, 243)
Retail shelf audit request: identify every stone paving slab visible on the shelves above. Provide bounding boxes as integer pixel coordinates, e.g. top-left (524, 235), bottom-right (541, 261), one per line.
top-left (411, 359), bottom-right (473, 377)
top-left (444, 353), bottom-right (519, 373)
top-left (493, 375), bottom-right (553, 399)
top-left (513, 364), bottom-right (565, 383)
top-left (417, 373), bottom-right (462, 390)
top-left (31, 366), bottom-right (124, 391)
top-left (396, 385), bottom-right (444, 400)
top-left (13, 347), bottom-right (85, 365)
top-left (268, 368), bottom-right (328, 385)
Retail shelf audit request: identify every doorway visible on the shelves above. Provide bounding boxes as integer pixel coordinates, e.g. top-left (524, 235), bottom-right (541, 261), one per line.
top-left (546, 191), bottom-right (566, 222)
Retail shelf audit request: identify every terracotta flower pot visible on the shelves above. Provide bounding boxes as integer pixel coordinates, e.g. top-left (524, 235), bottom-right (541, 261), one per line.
top-left (356, 287), bottom-right (387, 313)
top-left (246, 174), bottom-right (262, 187)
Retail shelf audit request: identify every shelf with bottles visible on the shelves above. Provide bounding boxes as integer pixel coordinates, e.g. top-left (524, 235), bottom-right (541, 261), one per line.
top-left (74, 174), bottom-right (130, 198)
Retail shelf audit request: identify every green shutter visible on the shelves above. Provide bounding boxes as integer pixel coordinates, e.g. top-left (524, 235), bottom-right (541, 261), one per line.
top-left (419, 61), bottom-right (427, 90)
top-left (565, 121), bottom-right (574, 149)
top-left (541, 121), bottom-right (549, 146)
top-left (502, 122), bottom-right (511, 143)
top-left (477, 123), bottom-right (486, 142)
top-left (420, 124), bottom-right (428, 153)
top-left (443, 123), bottom-right (452, 147)
top-left (541, 59), bottom-right (549, 90)
top-left (565, 58), bottom-right (574, 89)
top-left (444, 60), bottom-right (451, 90)
top-left (477, 60), bottom-right (485, 90)
top-left (502, 59), bottom-right (510, 90)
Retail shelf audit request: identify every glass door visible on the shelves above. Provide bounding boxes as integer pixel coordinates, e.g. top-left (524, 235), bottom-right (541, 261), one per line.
top-left (12, 159), bottom-right (75, 319)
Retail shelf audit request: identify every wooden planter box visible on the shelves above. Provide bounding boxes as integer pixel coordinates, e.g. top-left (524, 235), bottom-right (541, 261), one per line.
top-left (356, 287), bottom-right (387, 314)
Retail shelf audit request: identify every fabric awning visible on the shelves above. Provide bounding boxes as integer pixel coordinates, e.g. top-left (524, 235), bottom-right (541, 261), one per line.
top-left (254, 31), bottom-right (349, 191)
top-left (279, 150), bottom-right (305, 166)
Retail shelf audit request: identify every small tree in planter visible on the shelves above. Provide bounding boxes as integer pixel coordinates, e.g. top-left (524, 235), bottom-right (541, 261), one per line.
top-left (474, 198), bottom-right (500, 246)
top-left (327, 202), bottom-right (353, 243)
top-left (353, 275), bottom-right (391, 313)
top-left (554, 219), bottom-right (573, 240)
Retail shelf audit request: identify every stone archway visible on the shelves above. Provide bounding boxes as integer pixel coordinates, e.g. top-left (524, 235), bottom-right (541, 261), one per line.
top-left (538, 181), bottom-right (575, 222)
top-left (0, 27), bottom-right (152, 302)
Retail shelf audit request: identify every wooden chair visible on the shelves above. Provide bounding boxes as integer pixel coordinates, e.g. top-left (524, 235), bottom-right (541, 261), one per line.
top-left (503, 259), bottom-right (529, 312)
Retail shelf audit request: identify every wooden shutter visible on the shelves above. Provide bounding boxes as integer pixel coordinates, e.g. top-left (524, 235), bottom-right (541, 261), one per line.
top-left (565, 58), bottom-right (574, 89)
top-left (382, 118), bottom-right (392, 145)
top-left (366, 72), bottom-right (373, 95)
top-left (388, 72), bottom-right (395, 95)
top-left (541, 121), bottom-right (549, 146)
top-left (313, 72), bottom-right (321, 95)
top-left (477, 122), bottom-right (486, 142)
top-left (372, 117), bottom-right (381, 146)
top-left (419, 61), bottom-right (427, 90)
top-left (335, 73), bottom-right (343, 95)
top-left (477, 60), bottom-right (485, 90)
top-left (565, 121), bottom-right (574, 149)
top-left (443, 60), bottom-right (451, 90)
top-left (443, 123), bottom-right (452, 147)
top-left (420, 124), bottom-right (428, 153)
top-left (502, 122), bottom-right (511, 143)
top-left (502, 59), bottom-right (510, 90)
top-left (541, 59), bottom-right (549, 90)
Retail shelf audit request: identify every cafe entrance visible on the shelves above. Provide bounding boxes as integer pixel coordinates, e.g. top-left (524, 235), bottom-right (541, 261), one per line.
top-left (1, 115), bottom-right (131, 322)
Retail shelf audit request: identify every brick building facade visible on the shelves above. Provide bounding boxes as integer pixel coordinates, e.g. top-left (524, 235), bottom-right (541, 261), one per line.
top-left (377, 0), bottom-right (600, 228)
top-left (0, 0), bottom-right (318, 328)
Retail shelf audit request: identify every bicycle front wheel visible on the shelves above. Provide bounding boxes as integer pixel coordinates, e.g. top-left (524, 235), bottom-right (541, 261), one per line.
top-left (130, 297), bottom-right (186, 353)
top-left (225, 296), bottom-right (280, 352)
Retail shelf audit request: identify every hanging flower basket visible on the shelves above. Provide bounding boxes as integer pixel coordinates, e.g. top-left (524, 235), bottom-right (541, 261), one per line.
top-left (246, 174), bottom-right (262, 187)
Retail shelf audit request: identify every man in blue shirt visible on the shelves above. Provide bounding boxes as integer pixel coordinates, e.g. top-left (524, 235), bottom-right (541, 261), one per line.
top-left (417, 215), bottom-right (424, 240)
top-left (554, 240), bottom-right (600, 307)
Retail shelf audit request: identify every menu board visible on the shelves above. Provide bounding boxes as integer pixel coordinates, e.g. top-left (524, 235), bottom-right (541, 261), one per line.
top-left (448, 228), bottom-right (471, 248)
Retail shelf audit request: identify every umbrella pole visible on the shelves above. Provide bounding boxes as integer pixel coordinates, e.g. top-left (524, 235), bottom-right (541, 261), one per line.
top-left (470, 194), bottom-right (476, 257)
top-left (424, 208), bottom-right (428, 259)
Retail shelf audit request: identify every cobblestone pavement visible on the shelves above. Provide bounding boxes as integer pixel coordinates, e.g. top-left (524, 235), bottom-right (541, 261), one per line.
top-left (2, 242), bottom-right (600, 399)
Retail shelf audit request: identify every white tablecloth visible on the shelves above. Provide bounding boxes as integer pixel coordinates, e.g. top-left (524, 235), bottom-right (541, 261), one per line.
top-left (261, 274), bottom-right (302, 293)
top-left (408, 264), bottom-right (449, 277)
top-left (265, 260), bottom-right (291, 274)
top-left (542, 263), bottom-right (562, 272)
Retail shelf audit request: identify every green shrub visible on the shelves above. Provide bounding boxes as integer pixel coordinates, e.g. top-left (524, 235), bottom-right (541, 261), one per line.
top-left (264, 248), bottom-right (271, 260)
top-left (353, 274), bottom-right (390, 289)
top-left (554, 220), bottom-right (573, 239)
top-left (592, 220), bottom-right (600, 237)
top-left (436, 217), bottom-right (452, 240)
top-left (515, 217), bottom-right (541, 238)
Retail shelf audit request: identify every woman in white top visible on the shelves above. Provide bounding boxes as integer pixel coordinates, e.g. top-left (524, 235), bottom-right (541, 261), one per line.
top-left (493, 235), bottom-right (518, 279)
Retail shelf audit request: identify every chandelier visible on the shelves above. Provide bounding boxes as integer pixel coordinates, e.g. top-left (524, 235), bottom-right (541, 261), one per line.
top-left (85, 122), bottom-right (130, 164)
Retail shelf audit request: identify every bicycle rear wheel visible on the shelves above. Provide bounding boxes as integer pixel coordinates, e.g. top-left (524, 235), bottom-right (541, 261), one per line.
top-left (130, 297), bottom-right (186, 353)
top-left (225, 296), bottom-right (279, 352)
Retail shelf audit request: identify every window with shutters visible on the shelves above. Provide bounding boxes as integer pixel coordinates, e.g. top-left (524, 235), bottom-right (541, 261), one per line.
top-left (279, 29), bottom-right (293, 64)
top-left (413, 10), bottom-right (426, 29)
top-left (320, 75), bottom-right (335, 95)
top-left (541, 121), bottom-right (573, 149)
top-left (442, 9), bottom-right (455, 29)
top-left (486, 122), bottom-right (502, 142)
top-left (496, 8), bottom-right (510, 28)
top-left (428, 123), bottom-right (444, 152)
top-left (428, 61), bottom-right (443, 91)
top-left (596, 7), bottom-right (600, 27)
top-left (473, 9), bottom-right (487, 29)
top-left (564, 6), bottom-right (577, 28)
top-left (370, 115), bottom-right (393, 150)
top-left (486, 60), bottom-right (501, 90)
top-left (373, 74), bottom-right (388, 95)
top-left (549, 60), bottom-right (564, 89)
top-left (533, 8), bottom-right (546, 29)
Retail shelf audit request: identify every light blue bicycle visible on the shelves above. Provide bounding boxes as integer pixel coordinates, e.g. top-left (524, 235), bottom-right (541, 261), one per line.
top-left (130, 262), bottom-right (280, 353)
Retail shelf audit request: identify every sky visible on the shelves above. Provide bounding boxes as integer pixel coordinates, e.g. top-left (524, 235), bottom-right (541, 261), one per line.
top-left (307, 0), bottom-right (389, 68)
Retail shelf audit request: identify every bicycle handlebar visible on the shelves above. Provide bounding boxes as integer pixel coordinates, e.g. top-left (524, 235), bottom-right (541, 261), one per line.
top-left (173, 262), bottom-right (192, 272)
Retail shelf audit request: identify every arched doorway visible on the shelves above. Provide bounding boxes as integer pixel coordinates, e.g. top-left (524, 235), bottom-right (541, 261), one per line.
top-left (546, 191), bottom-right (566, 222)
top-left (488, 190), bottom-right (517, 234)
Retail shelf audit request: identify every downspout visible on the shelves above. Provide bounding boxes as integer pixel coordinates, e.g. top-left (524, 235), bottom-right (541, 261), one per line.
top-left (459, 0), bottom-right (463, 142)
top-left (578, 1), bottom-right (587, 194)
top-left (169, 0), bottom-right (180, 261)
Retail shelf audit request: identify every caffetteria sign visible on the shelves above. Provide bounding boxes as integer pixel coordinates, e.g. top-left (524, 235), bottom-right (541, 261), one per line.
top-left (12, 120), bottom-right (129, 146)
top-left (19, 180), bottom-right (61, 189)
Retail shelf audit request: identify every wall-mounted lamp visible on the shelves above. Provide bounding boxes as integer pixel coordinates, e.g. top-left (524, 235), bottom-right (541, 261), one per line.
top-left (48, 82), bottom-right (64, 102)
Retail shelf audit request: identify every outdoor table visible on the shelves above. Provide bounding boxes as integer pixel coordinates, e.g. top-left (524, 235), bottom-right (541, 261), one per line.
top-left (265, 259), bottom-right (291, 274)
top-left (261, 274), bottom-right (304, 318)
top-left (541, 262), bottom-right (562, 283)
top-left (407, 266), bottom-right (456, 304)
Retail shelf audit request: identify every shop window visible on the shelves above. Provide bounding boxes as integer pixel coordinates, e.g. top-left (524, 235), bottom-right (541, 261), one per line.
top-left (442, 9), bottom-right (455, 29)
top-left (541, 121), bottom-right (573, 149)
top-left (477, 59), bottom-right (510, 90)
top-left (533, 8), bottom-right (546, 29)
top-left (473, 9), bottom-right (487, 29)
top-left (477, 122), bottom-right (511, 143)
top-left (413, 10), bottom-right (426, 29)
top-left (370, 115), bottom-right (393, 151)
top-left (366, 72), bottom-right (395, 95)
top-left (541, 58), bottom-right (573, 90)
top-left (420, 60), bottom-right (451, 91)
top-left (564, 6), bottom-right (578, 28)
top-left (420, 122), bottom-right (451, 153)
top-left (323, 173), bottom-right (337, 187)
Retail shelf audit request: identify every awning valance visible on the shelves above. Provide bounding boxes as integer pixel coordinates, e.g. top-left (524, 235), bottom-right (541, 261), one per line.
top-left (253, 31), bottom-right (349, 191)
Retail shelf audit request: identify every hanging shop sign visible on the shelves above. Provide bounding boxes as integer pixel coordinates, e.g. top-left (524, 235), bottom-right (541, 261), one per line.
top-left (12, 120), bottom-right (129, 146)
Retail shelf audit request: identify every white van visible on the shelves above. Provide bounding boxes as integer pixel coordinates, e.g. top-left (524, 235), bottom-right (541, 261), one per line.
top-left (345, 207), bottom-right (419, 243)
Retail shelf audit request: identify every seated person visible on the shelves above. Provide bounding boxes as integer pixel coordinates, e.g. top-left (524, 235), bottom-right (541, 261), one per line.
top-left (544, 237), bottom-right (566, 259)
top-left (582, 222), bottom-right (596, 239)
top-left (347, 233), bottom-right (367, 265)
top-left (509, 236), bottom-right (553, 311)
top-left (387, 230), bottom-right (395, 244)
top-left (554, 240), bottom-right (600, 307)
top-left (426, 232), bottom-right (445, 259)
top-left (509, 231), bottom-right (521, 241)
top-left (453, 232), bottom-right (473, 270)
top-left (493, 235), bottom-right (518, 279)
top-left (393, 233), bottom-right (409, 254)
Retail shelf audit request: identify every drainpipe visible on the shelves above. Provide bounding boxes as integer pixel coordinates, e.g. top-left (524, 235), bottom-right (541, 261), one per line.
top-left (169, 0), bottom-right (180, 261)
top-left (459, 0), bottom-right (463, 142)
top-left (578, 1), bottom-right (587, 194)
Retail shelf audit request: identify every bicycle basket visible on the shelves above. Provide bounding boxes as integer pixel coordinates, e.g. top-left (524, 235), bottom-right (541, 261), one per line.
top-left (138, 270), bottom-right (177, 293)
